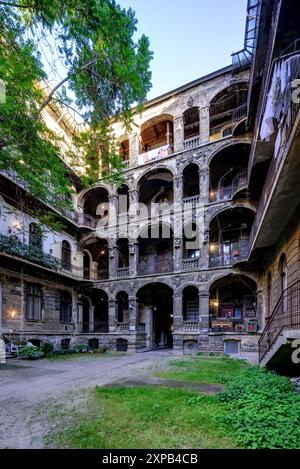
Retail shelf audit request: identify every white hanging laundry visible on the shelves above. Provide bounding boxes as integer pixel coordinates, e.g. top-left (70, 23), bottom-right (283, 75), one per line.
top-left (260, 62), bottom-right (280, 141)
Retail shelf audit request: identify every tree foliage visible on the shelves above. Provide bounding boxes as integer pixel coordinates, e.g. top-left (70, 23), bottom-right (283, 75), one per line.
top-left (0, 0), bottom-right (152, 209)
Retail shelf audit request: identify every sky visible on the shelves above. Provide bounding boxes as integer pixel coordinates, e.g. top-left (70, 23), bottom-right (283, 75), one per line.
top-left (118, 0), bottom-right (248, 100)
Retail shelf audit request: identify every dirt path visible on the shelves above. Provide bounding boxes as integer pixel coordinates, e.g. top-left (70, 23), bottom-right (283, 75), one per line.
top-left (0, 351), bottom-right (175, 449)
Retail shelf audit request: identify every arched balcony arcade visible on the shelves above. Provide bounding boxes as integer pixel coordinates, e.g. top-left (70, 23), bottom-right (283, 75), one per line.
top-left (209, 83), bottom-right (248, 142)
top-left (209, 143), bottom-right (250, 203)
top-left (138, 224), bottom-right (174, 276)
top-left (209, 208), bottom-right (254, 267)
top-left (209, 275), bottom-right (258, 334)
top-left (138, 115), bottom-right (174, 165)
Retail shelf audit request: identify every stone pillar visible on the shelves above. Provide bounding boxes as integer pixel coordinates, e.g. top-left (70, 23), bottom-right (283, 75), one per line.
top-left (108, 299), bottom-right (117, 333)
top-left (108, 244), bottom-right (117, 279)
top-left (76, 302), bottom-right (83, 333)
top-left (173, 116), bottom-right (184, 152)
top-left (90, 304), bottom-right (95, 332)
top-left (199, 290), bottom-right (210, 333)
top-left (174, 175), bottom-right (184, 203)
top-left (173, 238), bottom-right (183, 272)
top-left (91, 261), bottom-right (98, 281)
top-left (129, 296), bottom-right (138, 332)
top-left (199, 107), bottom-right (209, 144)
top-left (129, 133), bottom-right (139, 165)
top-left (173, 293), bottom-right (183, 332)
top-left (75, 252), bottom-right (84, 278)
top-left (256, 289), bottom-right (264, 332)
top-left (199, 167), bottom-right (209, 203)
top-left (129, 240), bottom-right (139, 277)
top-left (108, 193), bottom-right (118, 233)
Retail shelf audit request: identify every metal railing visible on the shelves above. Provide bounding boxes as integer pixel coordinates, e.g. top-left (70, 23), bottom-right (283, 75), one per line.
top-left (248, 86), bottom-right (300, 252)
top-left (209, 239), bottom-right (249, 267)
top-left (259, 280), bottom-right (300, 362)
top-left (210, 318), bottom-right (246, 333)
top-left (0, 234), bottom-right (85, 279)
top-left (183, 136), bottom-right (200, 150)
top-left (209, 171), bottom-right (247, 203)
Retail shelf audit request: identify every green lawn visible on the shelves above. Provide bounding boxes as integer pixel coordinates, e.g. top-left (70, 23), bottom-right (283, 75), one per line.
top-left (55, 386), bottom-right (241, 449)
top-left (155, 356), bottom-right (249, 384)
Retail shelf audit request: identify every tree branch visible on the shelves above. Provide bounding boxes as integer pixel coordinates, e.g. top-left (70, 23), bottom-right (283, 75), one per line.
top-left (36, 57), bottom-right (100, 116)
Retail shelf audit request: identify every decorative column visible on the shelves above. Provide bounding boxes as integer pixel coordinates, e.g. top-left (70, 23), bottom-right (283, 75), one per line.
top-left (199, 107), bottom-right (209, 144)
top-left (129, 240), bottom-right (139, 277)
top-left (199, 290), bottom-right (210, 333)
top-left (256, 289), bottom-right (264, 332)
top-left (128, 296), bottom-right (138, 332)
top-left (173, 116), bottom-right (184, 152)
top-left (108, 299), bottom-right (117, 333)
top-left (199, 167), bottom-right (209, 203)
top-left (108, 193), bottom-right (118, 231)
top-left (173, 293), bottom-right (183, 332)
top-left (108, 244), bottom-right (117, 279)
top-left (90, 304), bottom-right (95, 332)
top-left (129, 133), bottom-right (140, 165)
top-left (173, 293), bottom-right (183, 354)
top-left (173, 237), bottom-right (183, 272)
top-left (174, 174), bottom-right (184, 203)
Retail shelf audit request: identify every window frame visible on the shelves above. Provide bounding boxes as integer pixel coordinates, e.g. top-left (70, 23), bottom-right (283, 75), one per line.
top-left (25, 284), bottom-right (43, 322)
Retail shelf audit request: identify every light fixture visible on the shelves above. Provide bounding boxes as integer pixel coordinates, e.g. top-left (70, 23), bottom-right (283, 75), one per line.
top-left (100, 250), bottom-right (105, 255)
top-left (209, 243), bottom-right (218, 253)
top-left (210, 299), bottom-right (219, 309)
top-left (10, 310), bottom-right (17, 319)
top-left (18, 159), bottom-right (25, 165)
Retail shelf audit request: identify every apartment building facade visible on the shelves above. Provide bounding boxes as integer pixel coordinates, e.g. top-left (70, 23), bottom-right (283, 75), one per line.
top-left (1, 0), bottom-right (299, 365)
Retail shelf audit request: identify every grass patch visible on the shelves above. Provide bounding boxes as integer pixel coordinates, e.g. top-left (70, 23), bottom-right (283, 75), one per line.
top-left (55, 386), bottom-right (241, 449)
top-left (155, 356), bottom-right (249, 385)
top-left (217, 367), bottom-right (300, 448)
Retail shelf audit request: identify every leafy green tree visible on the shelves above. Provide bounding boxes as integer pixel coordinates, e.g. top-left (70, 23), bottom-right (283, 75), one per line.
top-left (0, 0), bottom-right (152, 209)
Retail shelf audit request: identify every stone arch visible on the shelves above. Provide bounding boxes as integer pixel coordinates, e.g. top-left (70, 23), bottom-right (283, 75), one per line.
top-left (136, 164), bottom-right (175, 189)
top-left (208, 81), bottom-right (249, 106)
top-left (207, 139), bottom-right (252, 165)
top-left (77, 183), bottom-right (112, 207)
top-left (139, 113), bottom-right (175, 131)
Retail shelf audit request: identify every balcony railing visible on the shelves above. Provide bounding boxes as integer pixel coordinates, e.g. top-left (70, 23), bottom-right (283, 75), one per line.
top-left (0, 234), bottom-right (85, 279)
top-left (210, 318), bottom-right (247, 333)
top-left (182, 321), bottom-right (199, 333)
top-left (116, 322), bottom-right (129, 332)
top-left (259, 280), bottom-right (300, 363)
top-left (117, 267), bottom-right (130, 278)
top-left (182, 195), bottom-right (200, 209)
top-left (182, 257), bottom-right (199, 271)
top-left (71, 213), bottom-right (97, 229)
top-left (138, 144), bottom-right (173, 166)
top-left (209, 171), bottom-right (247, 203)
top-left (183, 136), bottom-right (200, 150)
top-left (249, 45), bottom-right (300, 253)
top-left (209, 239), bottom-right (249, 267)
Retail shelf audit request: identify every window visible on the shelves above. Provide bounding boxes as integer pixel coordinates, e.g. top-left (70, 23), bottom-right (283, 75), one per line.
top-left (62, 240), bottom-right (71, 270)
top-left (61, 338), bottom-right (70, 350)
top-left (29, 223), bottom-right (43, 250)
top-left (26, 284), bottom-right (42, 321)
top-left (60, 291), bottom-right (72, 323)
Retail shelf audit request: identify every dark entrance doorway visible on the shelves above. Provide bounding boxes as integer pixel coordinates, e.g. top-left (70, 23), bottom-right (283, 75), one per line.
top-left (82, 297), bottom-right (90, 333)
top-left (137, 283), bottom-right (173, 349)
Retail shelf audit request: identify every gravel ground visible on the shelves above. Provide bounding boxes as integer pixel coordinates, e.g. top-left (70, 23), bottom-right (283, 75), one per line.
top-left (0, 351), bottom-right (176, 449)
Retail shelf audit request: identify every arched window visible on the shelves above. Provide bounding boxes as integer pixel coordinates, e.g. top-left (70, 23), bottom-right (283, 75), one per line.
top-left (60, 291), bottom-right (72, 323)
top-left (26, 284), bottom-right (42, 321)
top-left (62, 240), bottom-right (71, 270)
top-left (29, 223), bottom-right (43, 250)
top-left (279, 254), bottom-right (288, 295)
top-left (183, 107), bottom-right (199, 140)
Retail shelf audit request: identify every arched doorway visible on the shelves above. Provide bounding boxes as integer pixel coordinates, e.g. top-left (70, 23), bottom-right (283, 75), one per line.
top-left (137, 283), bottom-right (173, 349)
